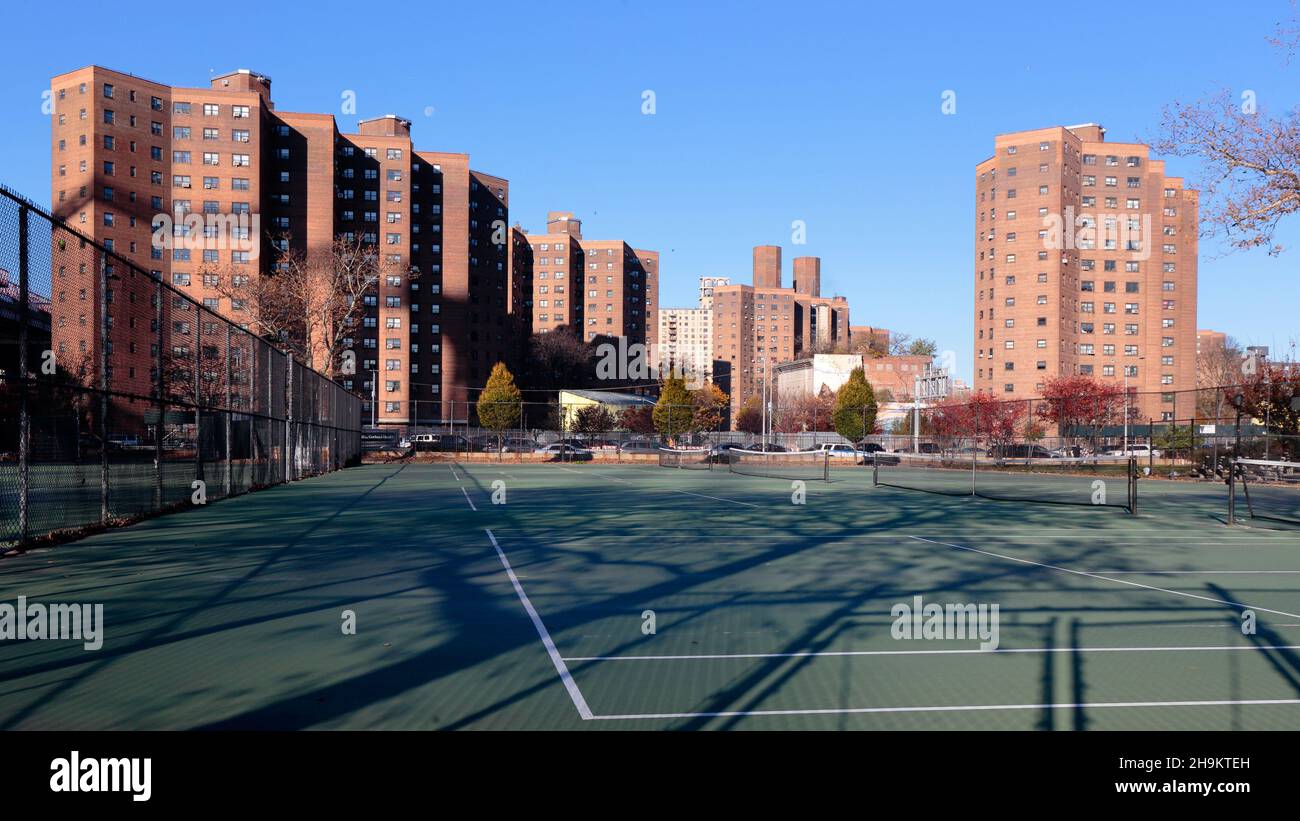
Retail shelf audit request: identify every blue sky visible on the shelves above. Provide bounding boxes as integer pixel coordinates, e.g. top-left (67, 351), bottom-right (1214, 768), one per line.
top-left (2, 0), bottom-right (1296, 381)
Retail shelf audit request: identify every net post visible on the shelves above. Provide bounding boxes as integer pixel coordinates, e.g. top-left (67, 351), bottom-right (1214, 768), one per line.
top-left (1128, 456), bottom-right (1137, 515)
top-left (1227, 457), bottom-right (1236, 525)
top-left (872, 452), bottom-right (879, 486)
top-left (822, 449), bottom-right (829, 482)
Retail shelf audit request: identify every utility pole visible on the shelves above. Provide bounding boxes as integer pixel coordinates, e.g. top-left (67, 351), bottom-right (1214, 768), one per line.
top-left (913, 373), bottom-right (921, 455)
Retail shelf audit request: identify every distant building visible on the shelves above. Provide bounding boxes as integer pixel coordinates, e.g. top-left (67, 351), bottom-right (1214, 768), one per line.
top-left (523, 211), bottom-right (658, 347)
top-left (774, 352), bottom-right (932, 403)
top-left (712, 246), bottom-right (852, 424)
top-left (558, 388), bottom-right (655, 428)
top-left (49, 65), bottom-right (524, 427)
top-left (657, 276), bottom-right (729, 384)
top-left (1196, 329), bottom-right (1228, 358)
top-left (850, 325), bottom-right (890, 352)
top-left (974, 123), bottom-right (1198, 422)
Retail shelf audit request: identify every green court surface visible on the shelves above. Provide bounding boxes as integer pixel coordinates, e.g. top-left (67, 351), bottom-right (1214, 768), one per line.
top-left (2, 460), bottom-right (1300, 730)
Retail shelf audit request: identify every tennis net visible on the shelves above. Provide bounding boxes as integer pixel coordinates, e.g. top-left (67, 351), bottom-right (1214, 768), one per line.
top-left (873, 452), bottom-right (1136, 512)
top-left (1232, 458), bottom-right (1300, 526)
top-left (728, 449), bottom-right (830, 481)
top-left (658, 448), bottom-right (713, 470)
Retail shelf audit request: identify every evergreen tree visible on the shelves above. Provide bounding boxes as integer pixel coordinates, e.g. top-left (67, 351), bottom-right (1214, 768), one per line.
top-left (832, 367), bottom-right (878, 442)
top-left (478, 362), bottom-right (522, 449)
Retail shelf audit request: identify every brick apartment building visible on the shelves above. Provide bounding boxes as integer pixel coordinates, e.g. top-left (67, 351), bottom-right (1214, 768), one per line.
top-left (657, 276), bottom-right (729, 382)
top-left (522, 211), bottom-right (658, 348)
top-left (849, 325), bottom-right (890, 353)
top-left (49, 65), bottom-right (529, 427)
top-left (712, 245), bottom-right (850, 424)
top-left (974, 124), bottom-right (1198, 422)
top-left (1196, 329), bottom-right (1228, 358)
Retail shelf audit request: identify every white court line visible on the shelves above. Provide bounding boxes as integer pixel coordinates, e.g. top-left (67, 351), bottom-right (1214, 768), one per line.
top-left (564, 644), bottom-right (1300, 662)
top-left (461, 487), bottom-right (478, 511)
top-left (449, 465), bottom-right (461, 482)
top-left (589, 698), bottom-right (1300, 721)
top-left (910, 536), bottom-right (1300, 620)
top-left (484, 528), bottom-right (592, 720)
top-left (1076, 570), bottom-right (1300, 575)
top-left (670, 489), bottom-right (762, 508)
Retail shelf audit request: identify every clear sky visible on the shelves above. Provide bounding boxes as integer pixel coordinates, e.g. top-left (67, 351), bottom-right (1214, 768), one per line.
top-left (2, 0), bottom-right (1296, 381)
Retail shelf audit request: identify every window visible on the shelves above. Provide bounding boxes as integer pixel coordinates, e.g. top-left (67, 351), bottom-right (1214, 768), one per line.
top-left (203, 103), bottom-right (219, 116)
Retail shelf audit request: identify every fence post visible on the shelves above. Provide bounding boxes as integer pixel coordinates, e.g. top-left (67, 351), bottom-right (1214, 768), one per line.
top-left (154, 277), bottom-right (164, 510)
top-left (16, 205), bottom-right (29, 548)
top-left (193, 310), bottom-right (203, 488)
top-left (266, 344), bottom-right (273, 483)
top-left (1146, 417), bottom-right (1152, 473)
top-left (98, 250), bottom-right (110, 524)
top-left (284, 350), bottom-right (294, 482)
top-left (224, 323), bottom-right (233, 497)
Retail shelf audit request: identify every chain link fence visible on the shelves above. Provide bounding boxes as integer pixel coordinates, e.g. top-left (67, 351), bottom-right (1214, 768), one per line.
top-left (0, 185), bottom-right (361, 549)
top-left (885, 386), bottom-right (1298, 482)
top-left (359, 384), bottom-right (1299, 479)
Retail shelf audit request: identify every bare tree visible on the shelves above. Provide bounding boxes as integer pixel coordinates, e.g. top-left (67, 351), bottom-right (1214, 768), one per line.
top-left (207, 236), bottom-right (397, 375)
top-left (1156, 9), bottom-right (1300, 255)
top-left (1197, 335), bottom-right (1244, 421)
top-left (1269, 1), bottom-right (1300, 63)
top-left (1197, 335), bottom-right (1244, 391)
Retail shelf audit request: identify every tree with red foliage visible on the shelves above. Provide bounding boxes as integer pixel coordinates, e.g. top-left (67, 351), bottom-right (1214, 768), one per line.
top-left (1235, 364), bottom-right (1300, 458)
top-left (618, 404), bottom-right (656, 435)
top-left (1036, 375), bottom-right (1127, 445)
top-left (773, 389), bottom-right (835, 434)
top-left (735, 395), bottom-right (763, 435)
top-left (967, 392), bottom-right (1026, 452)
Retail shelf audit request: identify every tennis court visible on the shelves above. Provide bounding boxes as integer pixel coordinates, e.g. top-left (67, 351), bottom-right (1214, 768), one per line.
top-left (2, 457), bottom-right (1300, 730)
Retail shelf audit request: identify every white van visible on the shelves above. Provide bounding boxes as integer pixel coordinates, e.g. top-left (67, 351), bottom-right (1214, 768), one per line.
top-left (817, 443), bottom-right (860, 461)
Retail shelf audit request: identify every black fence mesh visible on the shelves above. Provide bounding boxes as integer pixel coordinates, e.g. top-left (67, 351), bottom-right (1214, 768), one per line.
top-left (0, 185), bottom-right (361, 548)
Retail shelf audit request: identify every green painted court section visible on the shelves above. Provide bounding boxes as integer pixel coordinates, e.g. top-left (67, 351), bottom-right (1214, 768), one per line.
top-left (2, 460), bottom-right (1300, 730)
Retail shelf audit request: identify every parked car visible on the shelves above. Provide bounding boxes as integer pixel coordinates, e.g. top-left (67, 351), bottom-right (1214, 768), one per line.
top-left (708, 442), bottom-right (744, 463)
top-left (481, 436), bottom-right (537, 453)
top-left (746, 443), bottom-right (788, 453)
top-left (992, 443), bottom-right (1056, 459)
top-left (856, 442), bottom-right (888, 454)
top-left (1104, 444), bottom-right (1162, 458)
top-left (1050, 445), bottom-right (1088, 458)
top-left (408, 433), bottom-right (471, 452)
top-left (816, 443), bottom-right (861, 462)
top-left (894, 442), bottom-right (941, 455)
top-left (535, 442), bottom-right (594, 461)
top-left (618, 440), bottom-right (661, 454)
top-left (576, 438), bottom-right (619, 451)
